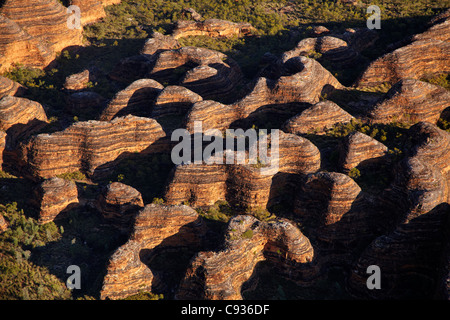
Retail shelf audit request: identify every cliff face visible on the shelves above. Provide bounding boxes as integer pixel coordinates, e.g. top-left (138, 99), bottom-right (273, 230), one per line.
top-left (367, 79), bottom-right (450, 125)
top-left (172, 19), bottom-right (255, 39)
top-left (356, 10), bottom-right (450, 87)
top-left (100, 204), bottom-right (207, 300)
top-left (19, 115), bottom-right (166, 179)
top-left (70, 0), bottom-right (106, 25)
top-left (0, 0), bottom-right (83, 53)
top-left (0, 75), bottom-right (26, 100)
top-left (32, 177), bottom-right (79, 224)
top-left (176, 215), bottom-right (315, 300)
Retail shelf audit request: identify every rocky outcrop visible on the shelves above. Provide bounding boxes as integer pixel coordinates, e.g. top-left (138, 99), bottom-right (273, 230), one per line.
top-left (176, 215), bottom-right (316, 300)
top-left (0, 214), bottom-right (9, 233)
top-left (185, 57), bottom-right (343, 132)
top-left (99, 79), bottom-right (163, 121)
top-left (0, 76), bottom-right (25, 99)
top-left (356, 13), bottom-right (450, 87)
top-left (100, 204), bottom-right (207, 300)
top-left (33, 177), bottom-right (79, 224)
top-left (96, 182), bottom-right (144, 233)
top-left (0, 14), bottom-right (54, 72)
top-left (19, 115), bottom-right (166, 179)
top-left (386, 122), bottom-right (450, 220)
top-left (0, 0), bottom-right (83, 54)
top-left (164, 131), bottom-right (320, 209)
top-left (294, 172), bottom-right (362, 226)
top-left (70, 0), bottom-right (106, 25)
top-left (151, 85), bottom-right (203, 118)
top-left (282, 100), bottom-right (354, 135)
top-left (63, 69), bottom-right (99, 92)
top-left (0, 130), bottom-right (6, 168)
top-left (339, 131), bottom-right (389, 172)
top-left (0, 96), bottom-right (48, 145)
top-left (141, 32), bottom-right (181, 56)
top-left (172, 19), bottom-right (255, 39)
top-left (348, 203), bottom-right (450, 299)
top-left (366, 79), bottom-right (450, 125)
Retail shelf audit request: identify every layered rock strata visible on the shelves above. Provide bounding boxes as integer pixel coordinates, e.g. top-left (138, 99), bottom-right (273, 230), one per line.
top-left (151, 85), bottom-right (203, 118)
top-left (33, 177), bottom-right (79, 224)
top-left (19, 115), bottom-right (166, 179)
top-left (99, 79), bottom-right (164, 121)
top-left (172, 19), bottom-right (255, 39)
top-left (96, 182), bottom-right (144, 233)
top-left (176, 215), bottom-right (315, 300)
top-left (338, 131), bottom-right (389, 172)
top-left (366, 79), bottom-right (450, 125)
top-left (70, 0), bottom-right (106, 25)
top-left (282, 100), bottom-right (354, 135)
top-left (100, 204), bottom-right (207, 300)
top-left (0, 76), bottom-right (26, 99)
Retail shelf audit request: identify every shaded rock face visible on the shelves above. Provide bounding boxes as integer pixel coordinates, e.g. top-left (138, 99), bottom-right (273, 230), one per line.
top-left (387, 122), bottom-right (450, 220)
top-left (0, 0), bottom-right (83, 54)
top-left (96, 182), bottom-right (144, 233)
top-left (175, 215), bottom-right (316, 300)
top-left (0, 96), bottom-right (48, 146)
top-left (63, 69), bottom-right (99, 92)
top-left (0, 14), bottom-right (54, 72)
top-left (70, 0), bottom-right (106, 25)
top-left (66, 91), bottom-right (107, 115)
top-left (367, 79), bottom-right (450, 125)
top-left (33, 177), bottom-right (79, 224)
top-left (152, 85), bottom-right (203, 118)
top-left (0, 75), bottom-right (26, 99)
top-left (338, 131), bottom-right (389, 172)
top-left (172, 19), bottom-right (255, 39)
top-left (19, 115), bottom-right (166, 179)
top-left (283, 100), bottom-right (354, 135)
top-left (100, 204), bottom-right (207, 300)
top-left (164, 131), bottom-right (321, 210)
top-left (185, 57), bottom-right (343, 132)
top-left (0, 214), bottom-right (8, 233)
top-left (348, 203), bottom-right (450, 299)
top-left (356, 11), bottom-right (450, 87)
top-left (99, 79), bottom-right (164, 121)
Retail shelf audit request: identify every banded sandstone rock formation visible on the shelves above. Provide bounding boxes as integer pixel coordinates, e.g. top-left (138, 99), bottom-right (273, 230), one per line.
top-left (0, 0), bottom-right (83, 53)
top-left (164, 131), bottom-right (320, 209)
top-left (185, 57), bottom-right (343, 132)
top-left (172, 19), bottom-right (255, 39)
top-left (283, 100), bottom-right (354, 135)
top-left (339, 131), bottom-right (389, 172)
top-left (386, 122), bottom-right (450, 221)
top-left (356, 11), bottom-right (450, 87)
top-left (33, 177), bottom-right (79, 224)
top-left (348, 203), bottom-right (450, 299)
top-left (99, 79), bottom-right (164, 121)
top-left (141, 32), bottom-right (181, 56)
top-left (96, 182), bottom-right (144, 233)
top-left (63, 69), bottom-right (99, 92)
top-left (176, 215), bottom-right (315, 300)
top-left (0, 14), bottom-right (54, 72)
top-left (151, 85), bottom-right (203, 118)
top-left (70, 0), bottom-right (106, 25)
top-left (366, 79), bottom-right (450, 125)
top-left (19, 115), bottom-right (166, 179)
top-left (0, 76), bottom-right (25, 99)
top-left (100, 204), bottom-right (207, 300)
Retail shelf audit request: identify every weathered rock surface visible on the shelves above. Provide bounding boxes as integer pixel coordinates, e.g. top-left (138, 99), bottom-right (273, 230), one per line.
top-left (19, 115), bottom-right (166, 179)
top-left (339, 131), bottom-right (389, 172)
top-left (96, 182), bottom-right (144, 233)
top-left (99, 79), bottom-right (163, 121)
top-left (283, 100), bottom-right (354, 135)
top-left (348, 203), bottom-right (450, 299)
top-left (152, 85), bottom-right (203, 118)
top-left (356, 12), bottom-right (450, 87)
top-left (185, 57), bottom-right (343, 132)
top-left (366, 79), bottom-right (450, 125)
top-left (0, 76), bottom-right (25, 99)
top-left (0, 0), bottom-right (83, 54)
top-left (164, 131), bottom-right (320, 209)
top-left (141, 32), bottom-right (181, 56)
top-left (70, 0), bottom-right (106, 25)
top-left (172, 19), bottom-right (255, 39)
top-left (33, 177), bottom-right (79, 224)
top-left (386, 122), bottom-right (450, 220)
top-left (0, 214), bottom-right (9, 233)
top-left (0, 14), bottom-right (54, 72)
top-left (100, 204), bottom-right (207, 300)
top-left (63, 69), bottom-right (98, 92)
top-left (176, 215), bottom-right (315, 300)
